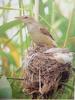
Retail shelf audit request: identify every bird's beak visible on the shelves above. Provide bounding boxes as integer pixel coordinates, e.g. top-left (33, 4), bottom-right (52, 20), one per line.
top-left (15, 16), bottom-right (25, 20)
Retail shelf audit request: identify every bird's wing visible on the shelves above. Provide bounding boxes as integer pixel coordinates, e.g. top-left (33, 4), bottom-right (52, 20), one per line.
top-left (40, 27), bottom-right (54, 40)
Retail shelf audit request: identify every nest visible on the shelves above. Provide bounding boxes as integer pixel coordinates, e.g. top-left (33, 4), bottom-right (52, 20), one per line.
top-left (21, 46), bottom-right (73, 99)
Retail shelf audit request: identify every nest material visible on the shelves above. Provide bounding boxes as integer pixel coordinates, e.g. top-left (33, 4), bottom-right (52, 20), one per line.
top-left (22, 46), bottom-right (72, 99)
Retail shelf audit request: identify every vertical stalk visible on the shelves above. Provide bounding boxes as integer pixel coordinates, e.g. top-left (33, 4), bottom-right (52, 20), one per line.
top-left (2, 0), bottom-right (9, 74)
top-left (39, 69), bottom-right (41, 93)
top-left (2, 0), bottom-right (6, 23)
top-left (19, 0), bottom-right (24, 67)
top-left (19, 0), bottom-right (23, 62)
top-left (21, 1), bottom-right (29, 51)
top-left (29, 0), bottom-right (33, 16)
top-left (50, 1), bottom-right (55, 32)
top-left (48, 0), bottom-right (52, 28)
top-left (63, 7), bottom-right (74, 47)
top-left (34, 0), bottom-right (39, 21)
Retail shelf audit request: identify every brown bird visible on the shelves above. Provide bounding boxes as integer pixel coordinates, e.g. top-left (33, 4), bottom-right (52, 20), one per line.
top-left (16, 16), bottom-right (57, 47)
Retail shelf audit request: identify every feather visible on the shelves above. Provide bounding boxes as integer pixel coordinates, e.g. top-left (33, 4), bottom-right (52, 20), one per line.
top-left (40, 27), bottom-right (54, 40)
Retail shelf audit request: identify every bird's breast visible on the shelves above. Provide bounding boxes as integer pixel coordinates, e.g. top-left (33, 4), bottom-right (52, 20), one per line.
top-left (27, 24), bottom-right (56, 47)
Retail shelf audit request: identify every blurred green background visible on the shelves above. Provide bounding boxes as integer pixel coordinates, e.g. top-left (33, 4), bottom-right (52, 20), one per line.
top-left (0, 0), bottom-right (75, 99)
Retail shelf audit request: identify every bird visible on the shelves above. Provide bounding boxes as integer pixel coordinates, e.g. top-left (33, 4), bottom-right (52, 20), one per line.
top-left (16, 16), bottom-right (57, 47)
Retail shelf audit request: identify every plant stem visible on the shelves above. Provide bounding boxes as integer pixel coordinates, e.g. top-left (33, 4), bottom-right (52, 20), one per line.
top-left (19, 0), bottom-right (24, 60)
top-left (0, 75), bottom-right (24, 80)
top-left (34, 0), bottom-right (39, 21)
top-left (50, 1), bottom-right (55, 32)
top-left (63, 7), bottom-right (74, 47)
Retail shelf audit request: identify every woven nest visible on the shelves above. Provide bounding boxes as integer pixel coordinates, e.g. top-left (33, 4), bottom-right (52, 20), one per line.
top-left (21, 46), bottom-right (73, 99)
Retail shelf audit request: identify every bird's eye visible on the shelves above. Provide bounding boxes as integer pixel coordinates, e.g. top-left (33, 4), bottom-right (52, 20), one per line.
top-left (24, 16), bottom-right (28, 19)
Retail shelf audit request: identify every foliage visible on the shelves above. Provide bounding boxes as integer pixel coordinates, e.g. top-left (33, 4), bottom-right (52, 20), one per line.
top-left (0, 0), bottom-right (75, 99)
top-left (0, 76), bottom-right (12, 98)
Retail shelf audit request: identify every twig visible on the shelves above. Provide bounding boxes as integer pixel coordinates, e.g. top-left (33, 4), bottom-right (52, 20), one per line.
top-left (7, 77), bottom-right (24, 80)
top-left (0, 75), bottom-right (24, 80)
top-left (39, 69), bottom-right (42, 93)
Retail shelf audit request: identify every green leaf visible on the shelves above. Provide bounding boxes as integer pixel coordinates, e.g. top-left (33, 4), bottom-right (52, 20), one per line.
top-left (0, 76), bottom-right (12, 98)
top-left (0, 51), bottom-right (16, 66)
top-left (0, 20), bottom-right (22, 37)
top-left (52, 19), bottom-right (63, 30)
top-left (0, 37), bottom-right (20, 67)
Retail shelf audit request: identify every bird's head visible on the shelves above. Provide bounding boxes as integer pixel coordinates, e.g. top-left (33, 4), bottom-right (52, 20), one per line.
top-left (15, 16), bottom-right (35, 24)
